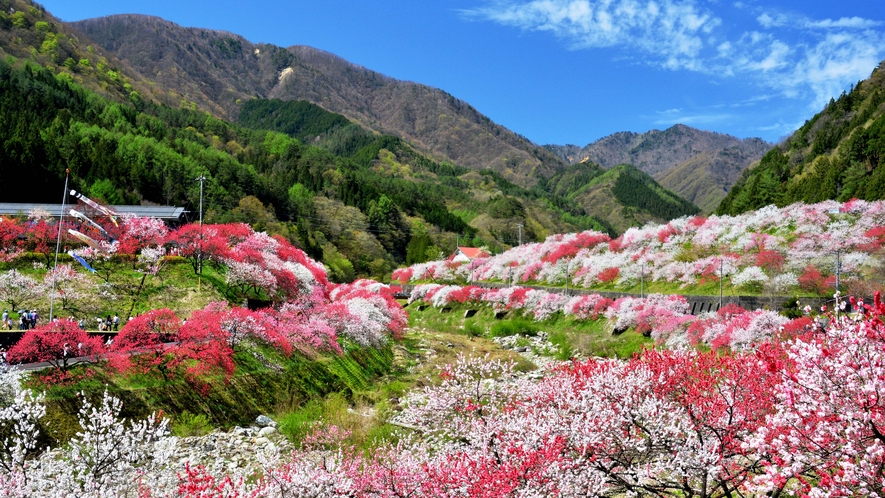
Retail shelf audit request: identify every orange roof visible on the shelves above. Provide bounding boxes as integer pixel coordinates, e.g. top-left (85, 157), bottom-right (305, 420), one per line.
top-left (454, 247), bottom-right (489, 260)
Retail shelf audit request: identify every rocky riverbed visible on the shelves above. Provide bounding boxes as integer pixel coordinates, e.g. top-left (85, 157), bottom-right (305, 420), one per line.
top-left (164, 416), bottom-right (293, 475)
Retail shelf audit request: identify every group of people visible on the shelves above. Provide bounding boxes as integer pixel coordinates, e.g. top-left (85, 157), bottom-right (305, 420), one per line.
top-left (1, 309), bottom-right (38, 330)
top-left (74, 315), bottom-right (121, 331)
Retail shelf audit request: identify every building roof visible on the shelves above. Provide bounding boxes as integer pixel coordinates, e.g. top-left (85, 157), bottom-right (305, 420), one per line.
top-left (0, 203), bottom-right (186, 221)
top-left (449, 247), bottom-right (489, 261)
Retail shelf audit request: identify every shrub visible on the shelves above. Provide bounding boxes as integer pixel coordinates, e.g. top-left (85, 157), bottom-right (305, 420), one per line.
top-left (490, 319), bottom-right (539, 337)
top-left (172, 411), bottom-right (213, 437)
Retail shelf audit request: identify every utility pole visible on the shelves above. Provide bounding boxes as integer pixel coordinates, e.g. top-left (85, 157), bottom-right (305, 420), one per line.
top-left (49, 169), bottom-right (70, 322)
top-left (195, 175), bottom-right (207, 290)
top-left (834, 250), bottom-right (842, 317)
top-left (517, 223), bottom-right (523, 246)
top-left (640, 263), bottom-right (645, 299)
top-left (719, 257), bottom-right (724, 310)
top-left (834, 250), bottom-right (842, 294)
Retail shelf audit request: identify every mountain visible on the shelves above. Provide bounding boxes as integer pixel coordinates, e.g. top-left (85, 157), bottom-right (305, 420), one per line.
top-left (0, 1), bottom-right (604, 282)
top-left (717, 62), bottom-right (885, 215)
top-left (69, 14), bottom-right (567, 187)
top-left (0, 0), bottom-right (192, 111)
top-left (0, 0), bottom-right (706, 283)
top-left (545, 125), bottom-right (770, 212)
top-left (540, 163), bottom-right (700, 233)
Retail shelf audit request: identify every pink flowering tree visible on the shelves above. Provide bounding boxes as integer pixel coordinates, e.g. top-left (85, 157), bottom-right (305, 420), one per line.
top-left (745, 293), bottom-right (885, 496)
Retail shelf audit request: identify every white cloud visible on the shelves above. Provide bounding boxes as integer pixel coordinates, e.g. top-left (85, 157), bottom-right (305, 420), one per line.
top-left (652, 108), bottom-right (732, 126)
top-left (464, 0), bottom-right (719, 71)
top-left (806, 17), bottom-right (882, 29)
top-left (466, 0), bottom-right (885, 112)
top-left (757, 11), bottom-right (882, 30)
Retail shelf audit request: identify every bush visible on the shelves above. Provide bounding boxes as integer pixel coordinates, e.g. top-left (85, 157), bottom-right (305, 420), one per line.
top-left (172, 411), bottom-right (213, 437)
top-left (489, 318), bottom-right (539, 337)
top-left (547, 330), bottom-right (574, 361)
top-left (463, 320), bottom-right (483, 338)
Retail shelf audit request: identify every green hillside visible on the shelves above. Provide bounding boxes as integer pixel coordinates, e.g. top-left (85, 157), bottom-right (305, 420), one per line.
top-left (717, 61), bottom-right (885, 215)
top-left (540, 162), bottom-right (700, 233)
top-left (236, 98), bottom-right (613, 244)
top-left (238, 98), bottom-right (372, 155)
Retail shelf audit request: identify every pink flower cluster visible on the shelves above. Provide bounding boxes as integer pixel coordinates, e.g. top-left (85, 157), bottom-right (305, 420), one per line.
top-left (396, 200), bottom-right (885, 295)
top-left (410, 283), bottom-right (800, 349)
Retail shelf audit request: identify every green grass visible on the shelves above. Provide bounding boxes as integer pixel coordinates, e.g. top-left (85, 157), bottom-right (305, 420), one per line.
top-left (408, 303), bottom-right (653, 360)
top-left (25, 340), bottom-right (395, 447)
top-left (489, 318), bottom-right (539, 337)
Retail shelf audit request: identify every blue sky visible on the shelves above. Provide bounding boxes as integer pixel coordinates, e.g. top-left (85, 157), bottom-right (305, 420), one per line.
top-left (41, 0), bottom-right (885, 146)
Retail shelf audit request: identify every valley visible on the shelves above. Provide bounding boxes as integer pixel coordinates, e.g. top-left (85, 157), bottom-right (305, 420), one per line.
top-left (0, 0), bottom-right (883, 495)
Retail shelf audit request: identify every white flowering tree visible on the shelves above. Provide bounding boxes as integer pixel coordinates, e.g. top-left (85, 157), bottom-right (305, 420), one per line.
top-left (0, 270), bottom-right (41, 315)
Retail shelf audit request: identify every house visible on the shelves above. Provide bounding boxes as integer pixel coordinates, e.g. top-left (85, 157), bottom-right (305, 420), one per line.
top-left (448, 246), bottom-right (490, 263)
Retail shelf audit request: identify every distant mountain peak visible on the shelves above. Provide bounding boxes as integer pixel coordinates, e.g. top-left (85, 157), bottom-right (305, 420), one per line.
top-left (544, 124), bottom-right (771, 212)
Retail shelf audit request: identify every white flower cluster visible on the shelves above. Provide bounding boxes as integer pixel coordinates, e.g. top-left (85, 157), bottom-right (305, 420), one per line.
top-left (0, 374), bottom-right (174, 497)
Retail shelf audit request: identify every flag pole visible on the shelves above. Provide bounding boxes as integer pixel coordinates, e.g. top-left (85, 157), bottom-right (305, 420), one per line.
top-left (49, 169), bottom-right (71, 322)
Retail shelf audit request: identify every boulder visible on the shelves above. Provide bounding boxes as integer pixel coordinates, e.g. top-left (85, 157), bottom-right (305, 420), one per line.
top-left (255, 415), bottom-right (277, 428)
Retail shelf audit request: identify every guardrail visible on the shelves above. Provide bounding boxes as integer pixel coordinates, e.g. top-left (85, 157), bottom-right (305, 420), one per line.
top-left (394, 282), bottom-right (848, 316)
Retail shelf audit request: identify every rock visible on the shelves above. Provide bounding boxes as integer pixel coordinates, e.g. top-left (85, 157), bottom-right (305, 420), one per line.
top-left (255, 415), bottom-right (277, 427)
top-left (255, 437), bottom-right (270, 445)
top-left (258, 426), bottom-right (277, 437)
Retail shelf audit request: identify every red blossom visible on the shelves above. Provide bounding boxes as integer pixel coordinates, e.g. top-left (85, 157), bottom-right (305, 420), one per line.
top-left (597, 267), bottom-right (619, 283)
top-left (7, 320), bottom-right (106, 375)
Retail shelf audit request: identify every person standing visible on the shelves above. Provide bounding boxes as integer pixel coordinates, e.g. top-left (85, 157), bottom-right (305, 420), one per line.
top-left (112, 314), bottom-right (120, 331)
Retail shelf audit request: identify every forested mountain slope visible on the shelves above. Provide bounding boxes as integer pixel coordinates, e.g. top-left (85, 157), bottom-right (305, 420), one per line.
top-left (0, 0), bottom-right (189, 110)
top-left (717, 61), bottom-right (885, 215)
top-left (0, 34), bottom-right (596, 282)
top-left (546, 125), bottom-right (770, 212)
top-left (540, 163), bottom-right (700, 233)
top-left (70, 14), bottom-right (567, 187)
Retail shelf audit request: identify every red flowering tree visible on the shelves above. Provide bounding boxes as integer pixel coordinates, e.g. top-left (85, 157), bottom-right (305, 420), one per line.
top-left (0, 217), bottom-right (24, 261)
top-left (798, 265), bottom-right (829, 295)
top-left (597, 266), bottom-right (620, 283)
top-left (7, 320), bottom-right (105, 373)
top-left (755, 249), bottom-right (785, 273)
top-left (164, 223), bottom-right (234, 273)
top-left (170, 308), bottom-right (236, 388)
top-left (109, 309), bottom-right (181, 379)
top-left (21, 213), bottom-right (60, 264)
